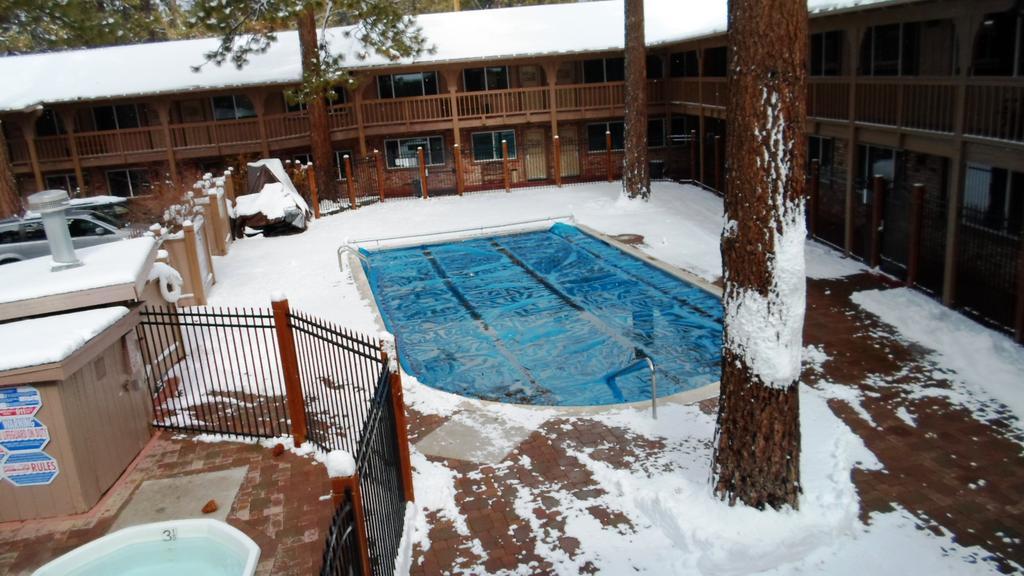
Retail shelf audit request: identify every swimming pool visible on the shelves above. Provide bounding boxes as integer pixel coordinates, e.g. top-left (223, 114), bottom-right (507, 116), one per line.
top-left (362, 223), bottom-right (723, 406)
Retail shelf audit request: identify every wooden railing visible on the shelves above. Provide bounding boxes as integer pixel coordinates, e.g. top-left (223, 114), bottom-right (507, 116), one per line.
top-left (10, 77), bottom-right (1024, 169)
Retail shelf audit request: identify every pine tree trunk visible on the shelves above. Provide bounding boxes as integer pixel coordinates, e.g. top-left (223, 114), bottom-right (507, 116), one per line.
top-left (0, 123), bottom-right (20, 219)
top-left (297, 8), bottom-right (337, 208)
top-left (622, 0), bottom-right (649, 199)
top-left (712, 0), bottom-right (808, 510)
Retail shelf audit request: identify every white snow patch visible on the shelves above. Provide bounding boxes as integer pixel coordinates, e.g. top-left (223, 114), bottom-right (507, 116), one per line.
top-left (805, 241), bottom-right (867, 279)
top-left (895, 406), bottom-right (917, 427)
top-left (852, 287), bottom-right (1024, 422)
top-left (393, 502), bottom-right (419, 576)
top-left (0, 306), bottom-right (130, 372)
top-left (325, 450), bottom-right (356, 478)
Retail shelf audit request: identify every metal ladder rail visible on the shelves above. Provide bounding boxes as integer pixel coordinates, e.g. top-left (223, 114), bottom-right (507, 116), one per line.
top-left (608, 356), bottom-right (657, 419)
top-left (337, 245), bottom-right (370, 274)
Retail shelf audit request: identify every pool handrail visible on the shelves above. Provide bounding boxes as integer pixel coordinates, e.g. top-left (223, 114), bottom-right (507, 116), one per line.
top-left (338, 244), bottom-right (370, 273)
top-left (344, 214), bottom-right (576, 248)
top-left (608, 356), bottom-right (657, 419)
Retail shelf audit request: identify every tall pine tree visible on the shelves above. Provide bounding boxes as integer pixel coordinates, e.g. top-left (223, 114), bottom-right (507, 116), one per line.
top-left (188, 0), bottom-right (428, 205)
top-left (621, 0), bottom-right (649, 200)
top-left (712, 0), bottom-right (807, 510)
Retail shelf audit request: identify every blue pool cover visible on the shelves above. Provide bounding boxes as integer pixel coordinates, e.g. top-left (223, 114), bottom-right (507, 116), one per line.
top-left (363, 223), bottom-right (723, 406)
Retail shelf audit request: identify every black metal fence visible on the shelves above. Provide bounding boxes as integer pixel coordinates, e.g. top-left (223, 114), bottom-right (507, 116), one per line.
top-left (137, 305), bottom-right (410, 575)
top-left (136, 306), bottom-right (291, 439)
top-left (956, 207), bottom-right (1023, 331)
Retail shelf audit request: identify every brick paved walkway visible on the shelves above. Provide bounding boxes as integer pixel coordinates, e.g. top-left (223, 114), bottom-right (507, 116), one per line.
top-left (405, 270), bottom-right (1024, 574)
top-left (0, 432), bottom-right (334, 576)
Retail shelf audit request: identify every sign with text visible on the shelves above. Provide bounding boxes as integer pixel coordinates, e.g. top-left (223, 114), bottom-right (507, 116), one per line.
top-left (3, 451), bottom-right (59, 486)
top-left (0, 387), bottom-right (42, 418)
top-left (0, 417), bottom-right (49, 452)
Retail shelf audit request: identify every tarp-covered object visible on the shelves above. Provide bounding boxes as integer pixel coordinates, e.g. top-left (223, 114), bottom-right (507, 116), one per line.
top-left (236, 159), bottom-right (311, 236)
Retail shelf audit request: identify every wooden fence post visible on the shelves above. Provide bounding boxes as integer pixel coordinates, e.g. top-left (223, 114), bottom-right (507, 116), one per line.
top-left (502, 139), bottom-right (511, 193)
top-left (808, 159), bottom-right (820, 239)
top-left (308, 165), bottom-right (320, 219)
top-left (605, 130), bottom-right (613, 182)
top-left (383, 350), bottom-right (415, 503)
top-left (271, 296), bottom-right (308, 447)
top-left (417, 147), bottom-right (428, 199)
top-left (907, 183), bottom-right (926, 287)
top-left (689, 130), bottom-right (697, 182)
top-left (183, 221), bottom-right (207, 306)
top-left (553, 135), bottom-right (562, 188)
top-left (454, 144), bottom-right (464, 196)
top-left (374, 149), bottom-right (386, 202)
top-left (713, 134), bottom-right (722, 192)
top-left (344, 154), bottom-right (357, 210)
top-left (223, 169), bottom-right (236, 202)
top-left (870, 175), bottom-right (886, 269)
top-left (330, 476), bottom-right (372, 576)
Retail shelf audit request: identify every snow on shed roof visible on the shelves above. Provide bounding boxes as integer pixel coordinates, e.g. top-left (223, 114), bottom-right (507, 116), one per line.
top-left (0, 306), bottom-right (129, 373)
top-left (0, 237), bottom-right (156, 313)
top-left (0, 0), bottom-right (905, 112)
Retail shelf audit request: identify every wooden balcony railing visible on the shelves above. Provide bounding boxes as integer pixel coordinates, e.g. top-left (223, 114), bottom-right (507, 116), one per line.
top-left (10, 77), bottom-right (1023, 170)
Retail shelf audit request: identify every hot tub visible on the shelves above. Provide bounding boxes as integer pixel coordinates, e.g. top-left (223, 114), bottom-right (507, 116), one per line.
top-left (33, 519), bottom-right (260, 576)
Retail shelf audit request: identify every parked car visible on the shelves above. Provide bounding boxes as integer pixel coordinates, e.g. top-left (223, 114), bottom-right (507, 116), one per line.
top-left (23, 195), bottom-right (131, 229)
top-left (0, 210), bottom-right (130, 265)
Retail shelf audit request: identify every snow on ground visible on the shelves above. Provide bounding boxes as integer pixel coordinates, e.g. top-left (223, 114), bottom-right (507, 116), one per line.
top-left (852, 287), bottom-right (1024, 423)
top-left (208, 181), bottom-right (1014, 575)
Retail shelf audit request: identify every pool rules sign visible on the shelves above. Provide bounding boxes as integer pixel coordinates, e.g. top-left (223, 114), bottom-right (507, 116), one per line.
top-left (0, 386), bottom-right (59, 486)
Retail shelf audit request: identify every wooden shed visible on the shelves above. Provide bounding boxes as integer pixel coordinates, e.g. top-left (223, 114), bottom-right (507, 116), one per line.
top-left (0, 307), bottom-right (152, 522)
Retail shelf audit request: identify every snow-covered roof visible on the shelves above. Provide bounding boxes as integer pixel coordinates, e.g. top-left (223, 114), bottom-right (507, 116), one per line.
top-left (0, 237), bottom-right (156, 320)
top-left (0, 306), bottom-right (130, 373)
top-left (0, 0), bottom-right (904, 112)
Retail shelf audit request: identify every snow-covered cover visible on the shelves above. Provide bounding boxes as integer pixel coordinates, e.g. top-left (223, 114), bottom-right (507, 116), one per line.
top-left (0, 0), bottom-right (900, 112)
top-left (0, 237), bottom-right (156, 305)
top-left (0, 306), bottom-right (129, 372)
top-left (235, 183), bottom-right (295, 220)
top-left (245, 159), bottom-right (311, 216)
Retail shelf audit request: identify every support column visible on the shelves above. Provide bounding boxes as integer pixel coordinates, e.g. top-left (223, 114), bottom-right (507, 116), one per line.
top-left (353, 88), bottom-right (368, 156)
top-left (249, 91), bottom-right (271, 158)
top-left (843, 25), bottom-right (862, 256)
top-left (154, 102), bottom-right (180, 188)
top-left (544, 62), bottom-right (559, 136)
top-left (271, 295), bottom-right (308, 447)
top-left (57, 109), bottom-right (86, 195)
top-left (442, 69), bottom-right (462, 148)
top-left (17, 115), bottom-right (44, 192)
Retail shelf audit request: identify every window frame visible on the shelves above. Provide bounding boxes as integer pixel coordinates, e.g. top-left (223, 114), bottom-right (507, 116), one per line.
top-left (377, 72), bottom-right (439, 99)
top-left (586, 121), bottom-right (625, 153)
top-left (44, 173), bottom-right (78, 194)
top-left (383, 135), bottom-right (445, 169)
top-left (92, 103), bottom-right (142, 131)
top-left (334, 150), bottom-right (355, 181)
top-left (647, 118), bottom-right (666, 148)
top-left (470, 130), bottom-right (517, 162)
top-left (105, 167), bottom-right (151, 198)
top-left (582, 58), bottom-right (626, 84)
top-left (463, 66), bottom-right (510, 92)
top-left (210, 95), bottom-right (257, 121)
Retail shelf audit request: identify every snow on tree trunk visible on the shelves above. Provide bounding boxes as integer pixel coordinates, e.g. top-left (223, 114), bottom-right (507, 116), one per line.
top-left (0, 123), bottom-right (20, 219)
top-left (712, 0), bottom-right (807, 510)
top-left (297, 8), bottom-right (338, 208)
top-left (622, 0), bottom-right (649, 200)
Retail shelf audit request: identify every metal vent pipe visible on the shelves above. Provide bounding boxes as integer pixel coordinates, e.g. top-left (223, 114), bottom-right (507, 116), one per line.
top-left (26, 189), bottom-right (81, 271)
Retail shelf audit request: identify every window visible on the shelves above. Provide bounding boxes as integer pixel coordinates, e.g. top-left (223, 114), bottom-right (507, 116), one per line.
top-left (669, 115), bottom-right (699, 145)
top-left (670, 51), bottom-right (699, 77)
top-left (334, 150), bottom-right (354, 180)
top-left (808, 136), bottom-right (835, 179)
top-left (702, 47), bottom-right (728, 77)
top-left (973, 11), bottom-right (1023, 76)
top-left (21, 221), bottom-right (46, 241)
top-left (211, 95), bottom-right (256, 121)
top-left (587, 121), bottom-right (625, 152)
top-left (377, 72), bottom-right (439, 99)
top-left (856, 145), bottom-right (900, 204)
top-left (93, 104), bottom-right (141, 131)
top-left (582, 58), bottom-right (625, 83)
top-left (860, 21), bottom-right (955, 76)
top-left (464, 67), bottom-right (509, 91)
top-left (68, 218), bottom-right (112, 238)
top-left (106, 168), bottom-right (151, 198)
top-left (44, 173), bottom-right (78, 194)
top-left (291, 153), bottom-right (312, 165)
top-left (471, 130), bottom-right (516, 161)
top-left (646, 55), bottom-right (663, 79)
top-left (810, 31), bottom-right (844, 76)
top-left (963, 164), bottom-right (1024, 235)
top-left (384, 135), bottom-right (444, 168)
top-left (35, 109), bottom-right (64, 137)
top-left (0, 225), bottom-right (19, 245)
top-left (647, 118), bottom-right (665, 148)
